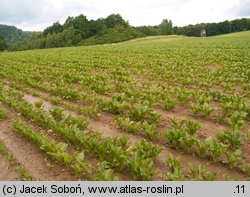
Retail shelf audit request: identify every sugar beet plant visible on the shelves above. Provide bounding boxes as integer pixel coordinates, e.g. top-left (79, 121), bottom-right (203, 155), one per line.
top-left (0, 104), bottom-right (7, 120)
top-left (163, 119), bottom-right (200, 152)
top-left (1, 88), bottom-right (162, 180)
top-left (13, 119), bottom-right (92, 178)
top-left (205, 137), bottom-right (227, 163)
top-left (188, 163), bottom-right (217, 181)
top-left (129, 102), bottom-right (160, 124)
top-left (190, 95), bottom-right (213, 118)
top-left (161, 96), bottom-right (178, 111)
top-left (164, 154), bottom-right (218, 181)
top-left (93, 161), bottom-right (118, 181)
top-left (227, 111), bottom-right (247, 130)
top-left (216, 130), bottom-right (247, 150)
top-left (116, 116), bottom-right (158, 140)
top-left (225, 149), bottom-right (243, 169)
top-left (1, 32), bottom-right (250, 181)
top-left (128, 152), bottom-right (154, 181)
top-left (164, 154), bottom-right (185, 181)
top-left (195, 139), bottom-right (209, 158)
top-left (127, 140), bottom-right (163, 180)
top-left (132, 139), bottom-right (163, 160)
top-left (0, 89), bottom-right (125, 172)
top-left (163, 118), bottom-right (249, 171)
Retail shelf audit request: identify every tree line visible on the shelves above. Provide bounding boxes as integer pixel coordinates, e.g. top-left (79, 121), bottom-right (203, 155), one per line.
top-left (138, 18), bottom-right (250, 37)
top-left (173, 18), bottom-right (250, 36)
top-left (0, 14), bottom-right (249, 51)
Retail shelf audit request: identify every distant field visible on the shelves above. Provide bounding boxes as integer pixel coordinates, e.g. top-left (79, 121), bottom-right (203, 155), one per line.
top-left (0, 31), bottom-right (249, 181)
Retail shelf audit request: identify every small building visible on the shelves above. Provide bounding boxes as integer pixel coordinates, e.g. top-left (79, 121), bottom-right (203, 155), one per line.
top-left (200, 29), bottom-right (206, 37)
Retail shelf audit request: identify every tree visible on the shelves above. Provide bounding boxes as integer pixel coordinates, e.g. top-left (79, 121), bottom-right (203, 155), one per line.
top-left (0, 24), bottom-right (32, 43)
top-left (62, 26), bottom-right (76, 46)
top-left (247, 19), bottom-right (250, 30)
top-left (64, 16), bottom-right (74, 28)
top-left (0, 35), bottom-right (7, 51)
top-left (218, 20), bottom-right (231, 34)
top-left (183, 24), bottom-right (206, 36)
top-left (231, 19), bottom-right (245, 32)
top-left (174, 26), bottom-right (186, 35)
top-left (160, 19), bottom-right (173, 35)
top-left (34, 37), bottom-right (46, 49)
top-left (81, 26), bottom-right (145, 46)
top-left (63, 14), bottom-right (91, 42)
top-left (206, 23), bottom-right (220, 36)
top-left (73, 14), bottom-right (90, 39)
top-left (89, 19), bottom-right (106, 36)
top-left (45, 33), bottom-right (53, 48)
top-left (105, 14), bottom-right (128, 29)
top-left (43, 22), bottom-right (63, 36)
top-left (136, 26), bottom-right (160, 36)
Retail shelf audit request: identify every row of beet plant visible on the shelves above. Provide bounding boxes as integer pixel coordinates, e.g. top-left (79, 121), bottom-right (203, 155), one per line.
top-left (163, 118), bottom-right (250, 175)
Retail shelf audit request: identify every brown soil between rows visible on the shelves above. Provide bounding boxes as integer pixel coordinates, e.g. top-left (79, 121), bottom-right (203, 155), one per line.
top-left (0, 155), bottom-right (19, 181)
top-left (134, 74), bottom-right (245, 97)
top-left (21, 90), bottom-right (248, 180)
top-left (156, 107), bottom-right (230, 138)
top-left (9, 81), bottom-right (250, 139)
top-left (16, 94), bottom-right (134, 180)
top-left (23, 93), bottom-right (140, 180)
top-left (0, 105), bottom-right (77, 181)
top-left (23, 92), bottom-right (143, 146)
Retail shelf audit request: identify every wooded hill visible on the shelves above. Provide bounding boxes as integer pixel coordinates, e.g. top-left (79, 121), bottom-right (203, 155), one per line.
top-left (0, 24), bottom-right (32, 43)
top-left (0, 13), bottom-right (249, 51)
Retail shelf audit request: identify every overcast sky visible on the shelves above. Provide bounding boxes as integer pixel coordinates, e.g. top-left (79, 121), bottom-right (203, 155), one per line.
top-left (0, 0), bottom-right (249, 31)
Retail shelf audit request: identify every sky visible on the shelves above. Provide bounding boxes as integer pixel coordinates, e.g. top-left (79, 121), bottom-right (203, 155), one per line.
top-left (0, 0), bottom-right (249, 31)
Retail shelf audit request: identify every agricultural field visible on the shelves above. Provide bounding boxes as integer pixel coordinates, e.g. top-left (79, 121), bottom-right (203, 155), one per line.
top-left (0, 31), bottom-right (249, 181)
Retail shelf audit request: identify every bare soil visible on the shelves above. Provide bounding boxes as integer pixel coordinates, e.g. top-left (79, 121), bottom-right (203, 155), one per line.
top-left (156, 107), bottom-right (229, 138)
top-left (20, 91), bottom-right (248, 180)
top-left (0, 106), bottom-right (77, 181)
top-left (0, 155), bottom-right (19, 181)
top-left (22, 94), bottom-right (134, 180)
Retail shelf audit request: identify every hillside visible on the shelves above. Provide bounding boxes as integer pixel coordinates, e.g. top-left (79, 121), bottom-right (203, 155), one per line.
top-left (124, 31), bottom-right (250, 46)
top-left (3, 14), bottom-right (249, 51)
top-left (0, 24), bottom-right (32, 43)
top-left (80, 26), bottom-right (145, 46)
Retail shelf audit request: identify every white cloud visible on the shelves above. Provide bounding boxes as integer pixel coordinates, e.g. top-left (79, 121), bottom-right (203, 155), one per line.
top-left (0, 0), bottom-right (248, 31)
top-left (234, 0), bottom-right (250, 16)
top-left (0, 0), bottom-right (92, 30)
